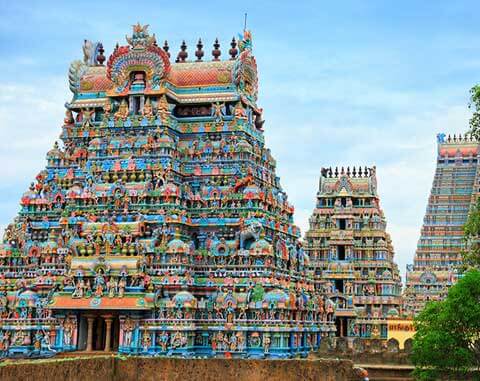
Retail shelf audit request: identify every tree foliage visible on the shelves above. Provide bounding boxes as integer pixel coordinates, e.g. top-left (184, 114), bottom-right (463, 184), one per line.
top-left (462, 198), bottom-right (480, 269)
top-left (469, 85), bottom-right (480, 139)
top-left (414, 85), bottom-right (480, 380)
top-left (412, 270), bottom-right (480, 380)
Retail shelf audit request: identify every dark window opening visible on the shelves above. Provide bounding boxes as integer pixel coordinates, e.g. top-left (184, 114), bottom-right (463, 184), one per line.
top-left (131, 97), bottom-right (142, 115)
top-left (335, 279), bottom-right (344, 293)
top-left (339, 219), bottom-right (346, 230)
top-left (94, 109), bottom-right (103, 122)
top-left (338, 245), bottom-right (346, 260)
top-left (174, 104), bottom-right (212, 118)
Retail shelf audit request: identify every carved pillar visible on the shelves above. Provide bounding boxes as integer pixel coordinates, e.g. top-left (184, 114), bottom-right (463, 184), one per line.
top-left (104, 317), bottom-right (113, 352)
top-left (86, 316), bottom-right (95, 352)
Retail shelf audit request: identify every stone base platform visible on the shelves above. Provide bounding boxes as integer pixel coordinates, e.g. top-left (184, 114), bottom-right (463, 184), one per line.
top-left (0, 355), bottom-right (360, 381)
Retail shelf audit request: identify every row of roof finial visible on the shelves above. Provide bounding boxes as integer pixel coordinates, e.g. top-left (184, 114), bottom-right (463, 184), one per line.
top-left (166, 37), bottom-right (239, 62)
top-left (110, 37), bottom-right (240, 63)
top-left (438, 132), bottom-right (477, 144)
top-left (321, 166), bottom-right (374, 178)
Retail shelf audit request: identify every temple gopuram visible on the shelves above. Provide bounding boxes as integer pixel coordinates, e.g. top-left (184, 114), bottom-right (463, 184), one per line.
top-left (404, 133), bottom-right (479, 315)
top-left (0, 24), bottom-right (336, 358)
top-left (304, 166), bottom-right (403, 346)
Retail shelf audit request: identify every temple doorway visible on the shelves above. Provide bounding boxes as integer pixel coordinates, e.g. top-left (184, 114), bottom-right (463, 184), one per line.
top-left (78, 313), bottom-right (120, 352)
top-left (92, 316), bottom-right (105, 351)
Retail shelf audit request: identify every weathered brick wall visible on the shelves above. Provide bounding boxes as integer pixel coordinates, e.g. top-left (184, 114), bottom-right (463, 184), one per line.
top-left (0, 356), bottom-right (358, 381)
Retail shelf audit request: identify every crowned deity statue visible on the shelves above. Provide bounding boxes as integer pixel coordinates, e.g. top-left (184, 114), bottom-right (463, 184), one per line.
top-left (115, 99), bottom-right (129, 121)
top-left (64, 109), bottom-right (74, 125)
top-left (122, 318), bottom-right (134, 347)
top-left (156, 94), bottom-right (170, 125)
top-left (93, 269), bottom-right (106, 297)
top-left (104, 101), bottom-right (112, 117)
top-left (233, 101), bottom-right (247, 120)
top-left (142, 98), bottom-right (154, 118)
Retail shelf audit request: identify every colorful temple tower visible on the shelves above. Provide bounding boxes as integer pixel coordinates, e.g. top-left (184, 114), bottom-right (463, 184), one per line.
top-left (404, 133), bottom-right (479, 315)
top-left (0, 25), bottom-right (336, 358)
top-left (304, 166), bottom-right (403, 344)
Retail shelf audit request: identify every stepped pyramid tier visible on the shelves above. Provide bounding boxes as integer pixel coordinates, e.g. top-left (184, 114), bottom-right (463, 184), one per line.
top-left (304, 166), bottom-right (403, 343)
top-left (0, 24), bottom-right (336, 358)
top-left (404, 133), bottom-right (479, 316)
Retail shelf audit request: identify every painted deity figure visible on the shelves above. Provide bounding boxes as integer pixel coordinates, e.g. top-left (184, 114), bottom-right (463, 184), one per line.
top-left (326, 299), bottom-right (335, 321)
top-left (212, 102), bottom-right (224, 123)
top-left (123, 318), bottom-right (134, 347)
top-left (63, 317), bottom-right (75, 346)
top-left (229, 333), bottom-right (238, 351)
top-left (72, 278), bottom-right (84, 298)
top-left (142, 98), bottom-right (153, 117)
top-left (233, 101), bottom-right (247, 120)
top-left (108, 277), bottom-right (118, 298)
top-left (34, 331), bottom-right (43, 353)
top-left (344, 281), bottom-right (353, 295)
top-left (0, 331), bottom-right (10, 357)
top-left (93, 270), bottom-right (106, 297)
top-left (115, 99), bottom-right (129, 120)
top-left (142, 331), bottom-right (151, 352)
top-left (64, 109), bottom-right (74, 125)
top-left (118, 276), bottom-right (127, 297)
top-left (42, 330), bottom-right (55, 352)
top-left (236, 332), bottom-right (245, 351)
top-left (158, 331), bottom-right (169, 352)
top-left (156, 94), bottom-right (170, 125)
top-left (104, 101), bottom-right (112, 117)
top-left (171, 331), bottom-right (187, 348)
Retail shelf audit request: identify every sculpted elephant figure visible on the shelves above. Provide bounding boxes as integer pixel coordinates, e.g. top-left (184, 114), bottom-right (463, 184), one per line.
top-left (236, 220), bottom-right (262, 250)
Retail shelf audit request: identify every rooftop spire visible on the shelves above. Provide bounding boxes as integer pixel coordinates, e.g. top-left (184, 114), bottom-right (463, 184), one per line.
top-left (163, 40), bottom-right (170, 57)
top-left (212, 38), bottom-right (221, 61)
top-left (96, 43), bottom-right (105, 65)
top-left (195, 38), bottom-right (204, 62)
top-left (176, 40), bottom-right (188, 63)
top-left (229, 37), bottom-right (238, 59)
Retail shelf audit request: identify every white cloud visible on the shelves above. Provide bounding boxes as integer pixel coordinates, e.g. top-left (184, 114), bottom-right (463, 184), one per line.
top-left (0, 78), bottom-right (66, 180)
top-left (270, 100), bottom-right (471, 280)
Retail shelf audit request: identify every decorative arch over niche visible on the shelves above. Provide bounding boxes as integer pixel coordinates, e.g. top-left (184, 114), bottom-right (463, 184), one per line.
top-left (107, 24), bottom-right (170, 94)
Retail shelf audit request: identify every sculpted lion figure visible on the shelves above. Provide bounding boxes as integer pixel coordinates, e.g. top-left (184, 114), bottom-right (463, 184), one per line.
top-left (236, 220), bottom-right (262, 250)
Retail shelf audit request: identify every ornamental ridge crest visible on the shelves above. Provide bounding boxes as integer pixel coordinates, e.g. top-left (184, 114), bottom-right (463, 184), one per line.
top-left (126, 23), bottom-right (156, 50)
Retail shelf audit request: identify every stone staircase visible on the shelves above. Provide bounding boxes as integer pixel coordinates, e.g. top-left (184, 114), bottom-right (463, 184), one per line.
top-left (356, 364), bottom-right (414, 381)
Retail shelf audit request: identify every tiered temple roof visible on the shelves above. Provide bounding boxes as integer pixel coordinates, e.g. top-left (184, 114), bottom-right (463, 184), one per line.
top-left (404, 133), bottom-right (479, 315)
top-left (304, 166), bottom-right (403, 343)
top-left (0, 24), bottom-right (336, 358)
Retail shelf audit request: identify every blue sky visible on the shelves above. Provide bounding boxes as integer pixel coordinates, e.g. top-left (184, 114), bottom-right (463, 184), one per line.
top-left (1, 1), bottom-right (479, 280)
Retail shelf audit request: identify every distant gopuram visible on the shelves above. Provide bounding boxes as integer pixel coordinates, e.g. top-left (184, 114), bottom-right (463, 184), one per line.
top-left (0, 24), bottom-right (336, 358)
top-left (304, 166), bottom-right (403, 346)
top-left (404, 133), bottom-right (479, 315)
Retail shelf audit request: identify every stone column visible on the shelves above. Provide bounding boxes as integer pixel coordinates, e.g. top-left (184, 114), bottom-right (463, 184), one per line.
top-left (104, 317), bottom-right (113, 352)
top-left (86, 316), bottom-right (95, 352)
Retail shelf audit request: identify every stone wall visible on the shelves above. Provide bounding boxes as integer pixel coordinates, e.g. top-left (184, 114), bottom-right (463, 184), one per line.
top-left (0, 356), bottom-right (359, 381)
top-left (317, 337), bottom-right (413, 365)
